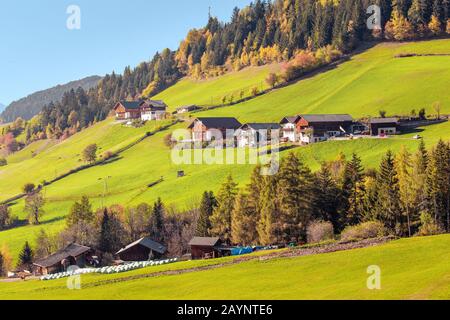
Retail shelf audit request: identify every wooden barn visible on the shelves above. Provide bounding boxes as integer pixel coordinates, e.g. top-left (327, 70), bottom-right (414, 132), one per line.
top-left (369, 117), bottom-right (399, 136)
top-left (188, 237), bottom-right (223, 260)
top-left (296, 114), bottom-right (353, 143)
top-left (113, 101), bottom-right (142, 120)
top-left (188, 117), bottom-right (242, 142)
top-left (116, 237), bottom-right (167, 261)
top-left (33, 243), bottom-right (93, 275)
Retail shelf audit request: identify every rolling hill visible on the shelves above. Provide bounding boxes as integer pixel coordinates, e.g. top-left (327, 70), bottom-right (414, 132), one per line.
top-left (152, 63), bottom-right (282, 112)
top-left (0, 76), bottom-right (101, 122)
top-left (1, 39), bottom-right (450, 265)
top-left (0, 235), bottom-right (449, 300)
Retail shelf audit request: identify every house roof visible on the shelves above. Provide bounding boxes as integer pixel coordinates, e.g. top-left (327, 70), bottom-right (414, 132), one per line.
top-left (116, 101), bottom-right (141, 110)
top-left (188, 117), bottom-right (242, 129)
top-left (188, 237), bottom-right (221, 247)
top-left (143, 100), bottom-right (167, 108)
top-left (33, 243), bottom-right (91, 268)
top-left (280, 116), bottom-right (300, 124)
top-left (300, 114), bottom-right (353, 123)
top-left (116, 237), bottom-right (167, 255)
top-left (240, 123), bottom-right (281, 130)
top-left (369, 117), bottom-right (399, 124)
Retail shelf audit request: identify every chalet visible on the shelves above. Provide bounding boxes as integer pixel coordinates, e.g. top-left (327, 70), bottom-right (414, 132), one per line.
top-left (188, 117), bottom-right (242, 142)
top-left (116, 237), bottom-right (167, 261)
top-left (140, 100), bottom-right (167, 121)
top-left (369, 117), bottom-right (399, 136)
top-left (33, 243), bottom-right (93, 275)
top-left (296, 114), bottom-right (353, 144)
top-left (176, 105), bottom-right (201, 114)
top-left (189, 237), bottom-right (223, 260)
top-left (236, 123), bottom-right (281, 147)
top-left (114, 101), bottom-right (142, 120)
top-left (280, 116), bottom-right (301, 142)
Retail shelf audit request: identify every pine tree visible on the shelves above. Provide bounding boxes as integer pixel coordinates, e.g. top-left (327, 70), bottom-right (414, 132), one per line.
top-left (425, 140), bottom-right (450, 231)
top-left (149, 198), bottom-right (165, 242)
top-left (341, 153), bottom-right (365, 226)
top-left (196, 191), bottom-right (216, 237)
top-left (276, 152), bottom-right (314, 242)
top-left (210, 175), bottom-right (238, 242)
top-left (312, 163), bottom-right (342, 232)
top-left (375, 150), bottom-right (403, 234)
top-left (395, 146), bottom-right (416, 236)
top-left (258, 175), bottom-right (279, 245)
top-left (231, 191), bottom-right (256, 245)
top-left (17, 241), bottom-right (33, 269)
top-left (98, 209), bottom-right (125, 254)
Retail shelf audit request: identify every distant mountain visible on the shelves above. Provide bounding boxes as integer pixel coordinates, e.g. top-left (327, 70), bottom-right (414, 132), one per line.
top-left (0, 103), bottom-right (5, 113)
top-left (0, 76), bottom-right (102, 122)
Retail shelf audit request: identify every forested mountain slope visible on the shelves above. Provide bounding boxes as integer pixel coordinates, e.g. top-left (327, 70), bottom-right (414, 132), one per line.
top-left (1, 76), bottom-right (101, 122)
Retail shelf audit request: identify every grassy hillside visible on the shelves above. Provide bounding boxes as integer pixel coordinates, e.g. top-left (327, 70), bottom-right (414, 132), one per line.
top-left (195, 40), bottom-right (450, 121)
top-left (0, 118), bottom-right (171, 200)
top-left (152, 63), bottom-right (281, 111)
top-left (1, 39), bottom-right (450, 263)
top-left (0, 235), bottom-right (448, 300)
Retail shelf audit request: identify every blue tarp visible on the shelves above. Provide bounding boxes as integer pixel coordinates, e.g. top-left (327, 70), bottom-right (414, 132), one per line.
top-left (231, 247), bottom-right (253, 256)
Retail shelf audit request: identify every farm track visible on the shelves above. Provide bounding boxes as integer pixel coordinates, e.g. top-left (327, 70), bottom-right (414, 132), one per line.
top-left (33, 237), bottom-right (395, 291)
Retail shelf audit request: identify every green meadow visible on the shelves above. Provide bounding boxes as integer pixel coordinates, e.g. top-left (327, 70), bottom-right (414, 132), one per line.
top-left (152, 63), bottom-right (281, 111)
top-left (196, 40), bottom-right (450, 121)
top-left (0, 235), bottom-right (448, 300)
top-left (1, 39), bottom-right (450, 264)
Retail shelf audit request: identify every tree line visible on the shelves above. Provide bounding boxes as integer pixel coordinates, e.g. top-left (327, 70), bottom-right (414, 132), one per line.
top-left (10, 0), bottom-right (450, 144)
top-left (200, 139), bottom-right (450, 245)
top-left (2, 138), bottom-right (448, 274)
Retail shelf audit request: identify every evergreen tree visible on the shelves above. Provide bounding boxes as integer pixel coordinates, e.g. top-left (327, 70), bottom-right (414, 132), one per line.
top-left (258, 175), bottom-right (279, 245)
top-left (395, 146), bottom-right (416, 236)
top-left (17, 241), bottom-right (34, 269)
top-left (375, 150), bottom-right (403, 234)
top-left (341, 153), bottom-right (365, 226)
top-left (196, 191), bottom-right (217, 237)
top-left (149, 198), bottom-right (165, 242)
top-left (312, 163), bottom-right (342, 232)
top-left (231, 191), bottom-right (256, 245)
top-left (98, 209), bottom-right (125, 254)
top-left (425, 140), bottom-right (450, 231)
top-left (210, 175), bottom-right (238, 242)
top-left (276, 152), bottom-right (314, 242)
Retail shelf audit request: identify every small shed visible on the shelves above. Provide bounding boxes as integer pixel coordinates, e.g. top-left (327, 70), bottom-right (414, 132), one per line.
top-left (177, 105), bottom-right (201, 114)
top-left (188, 237), bottom-right (223, 260)
top-left (33, 243), bottom-right (92, 275)
top-left (116, 237), bottom-right (167, 261)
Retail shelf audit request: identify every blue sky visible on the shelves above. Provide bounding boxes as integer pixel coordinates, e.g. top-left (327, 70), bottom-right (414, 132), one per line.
top-left (0, 0), bottom-right (252, 106)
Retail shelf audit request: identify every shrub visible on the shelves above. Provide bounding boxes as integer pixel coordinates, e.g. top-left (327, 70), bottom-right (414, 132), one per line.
top-left (0, 158), bottom-right (7, 166)
top-left (341, 221), bottom-right (387, 241)
top-left (22, 183), bottom-right (36, 194)
top-left (306, 221), bottom-right (334, 244)
top-left (163, 133), bottom-right (176, 148)
top-left (416, 211), bottom-right (444, 237)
